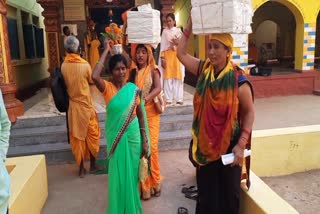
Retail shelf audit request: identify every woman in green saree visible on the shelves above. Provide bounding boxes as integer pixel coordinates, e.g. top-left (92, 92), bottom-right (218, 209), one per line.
top-left (92, 38), bottom-right (149, 214)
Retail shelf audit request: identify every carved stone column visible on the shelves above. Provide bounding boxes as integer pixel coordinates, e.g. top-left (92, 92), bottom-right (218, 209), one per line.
top-left (0, 0), bottom-right (24, 122)
top-left (37, 0), bottom-right (61, 75)
top-left (160, 0), bottom-right (175, 27)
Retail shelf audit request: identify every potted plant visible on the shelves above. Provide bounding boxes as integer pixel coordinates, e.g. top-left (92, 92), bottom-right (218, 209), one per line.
top-left (101, 23), bottom-right (123, 55)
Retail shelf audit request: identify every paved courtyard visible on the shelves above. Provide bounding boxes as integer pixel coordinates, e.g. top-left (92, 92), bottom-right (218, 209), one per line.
top-left (38, 94), bottom-right (320, 213)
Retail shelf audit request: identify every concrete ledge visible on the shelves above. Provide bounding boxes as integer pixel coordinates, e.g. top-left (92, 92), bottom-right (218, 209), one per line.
top-left (252, 125), bottom-right (320, 176)
top-left (240, 172), bottom-right (298, 213)
top-left (6, 155), bottom-right (48, 214)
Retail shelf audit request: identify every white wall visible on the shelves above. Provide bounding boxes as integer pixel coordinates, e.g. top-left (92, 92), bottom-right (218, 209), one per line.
top-left (256, 20), bottom-right (278, 60)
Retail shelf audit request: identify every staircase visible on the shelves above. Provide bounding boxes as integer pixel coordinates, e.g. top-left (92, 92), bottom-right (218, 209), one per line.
top-left (8, 105), bottom-right (193, 164)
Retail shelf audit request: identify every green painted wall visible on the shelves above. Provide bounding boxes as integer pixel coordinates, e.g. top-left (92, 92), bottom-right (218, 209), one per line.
top-left (7, 0), bottom-right (49, 90)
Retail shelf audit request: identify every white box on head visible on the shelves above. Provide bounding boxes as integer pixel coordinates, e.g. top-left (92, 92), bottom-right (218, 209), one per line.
top-left (191, 0), bottom-right (253, 35)
top-left (127, 4), bottom-right (161, 49)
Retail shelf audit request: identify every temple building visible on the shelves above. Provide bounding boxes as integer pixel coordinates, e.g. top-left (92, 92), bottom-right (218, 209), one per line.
top-left (0, 0), bottom-right (319, 121)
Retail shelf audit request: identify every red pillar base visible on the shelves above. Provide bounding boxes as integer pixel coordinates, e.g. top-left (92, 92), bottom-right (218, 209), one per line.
top-left (1, 83), bottom-right (24, 123)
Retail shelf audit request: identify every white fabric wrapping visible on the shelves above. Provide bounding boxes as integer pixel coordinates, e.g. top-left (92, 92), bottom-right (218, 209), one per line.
top-left (127, 9), bottom-right (161, 48)
top-left (191, 0), bottom-right (253, 34)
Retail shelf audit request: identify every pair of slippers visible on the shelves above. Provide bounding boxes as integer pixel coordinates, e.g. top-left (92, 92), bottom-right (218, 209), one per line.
top-left (181, 185), bottom-right (198, 201)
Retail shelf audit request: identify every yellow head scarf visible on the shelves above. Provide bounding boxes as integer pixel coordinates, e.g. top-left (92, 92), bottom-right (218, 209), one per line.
top-left (209, 33), bottom-right (233, 62)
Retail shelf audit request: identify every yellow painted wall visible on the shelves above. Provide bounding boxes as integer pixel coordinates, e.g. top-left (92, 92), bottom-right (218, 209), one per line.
top-left (240, 172), bottom-right (298, 213)
top-left (253, 0), bottom-right (320, 23)
top-left (251, 125), bottom-right (320, 177)
top-left (6, 0), bottom-right (49, 90)
top-left (6, 155), bottom-right (48, 214)
top-left (176, 0), bottom-right (320, 70)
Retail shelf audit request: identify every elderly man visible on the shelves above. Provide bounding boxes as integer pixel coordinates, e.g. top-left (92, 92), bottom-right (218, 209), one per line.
top-left (0, 89), bottom-right (11, 214)
top-left (62, 35), bottom-right (103, 178)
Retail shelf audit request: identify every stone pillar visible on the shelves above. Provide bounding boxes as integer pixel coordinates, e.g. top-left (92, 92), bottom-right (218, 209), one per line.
top-left (0, 0), bottom-right (24, 122)
top-left (160, 0), bottom-right (175, 28)
top-left (37, 0), bottom-right (61, 75)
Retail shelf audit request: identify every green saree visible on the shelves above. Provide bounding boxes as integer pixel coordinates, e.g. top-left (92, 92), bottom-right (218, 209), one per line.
top-left (105, 82), bottom-right (149, 214)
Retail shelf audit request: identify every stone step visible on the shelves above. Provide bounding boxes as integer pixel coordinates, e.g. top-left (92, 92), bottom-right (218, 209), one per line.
top-left (160, 114), bottom-right (193, 132)
top-left (8, 129), bottom-right (191, 164)
top-left (10, 115), bottom-right (193, 146)
top-left (9, 122), bottom-right (105, 146)
top-left (12, 113), bottom-right (106, 129)
top-left (12, 105), bottom-right (193, 129)
top-left (7, 142), bottom-right (107, 164)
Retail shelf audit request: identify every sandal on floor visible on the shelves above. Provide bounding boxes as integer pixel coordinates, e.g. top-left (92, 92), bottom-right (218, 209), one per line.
top-left (185, 192), bottom-right (198, 201)
top-left (90, 164), bottom-right (105, 174)
top-left (177, 207), bottom-right (188, 214)
top-left (181, 185), bottom-right (197, 194)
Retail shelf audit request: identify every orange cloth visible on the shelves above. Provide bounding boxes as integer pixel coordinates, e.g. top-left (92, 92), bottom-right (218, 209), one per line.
top-left (61, 53), bottom-right (100, 165)
top-left (133, 45), bottom-right (162, 198)
top-left (140, 114), bottom-right (161, 198)
top-left (162, 49), bottom-right (182, 80)
top-left (89, 39), bottom-right (101, 69)
top-left (102, 80), bottom-right (118, 106)
top-left (102, 80), bottom-right (139, 114)
top-left (64, 53), bottom-right (88, 63)
top-left (62, 54), bottom-right (96, 140)
top-left (70, 113), bottom-right (100, 166)
top-left (131, 43), bottom-right (138, 59)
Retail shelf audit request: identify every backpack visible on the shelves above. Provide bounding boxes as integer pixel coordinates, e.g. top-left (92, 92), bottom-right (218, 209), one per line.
top-left (51, 67), bottom-right (69, 112)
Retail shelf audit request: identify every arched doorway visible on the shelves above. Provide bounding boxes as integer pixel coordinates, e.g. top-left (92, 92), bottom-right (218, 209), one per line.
top-left (315, 11), bottom-right (320, 69)
top-left (250, 1), bottom-right (297, 74)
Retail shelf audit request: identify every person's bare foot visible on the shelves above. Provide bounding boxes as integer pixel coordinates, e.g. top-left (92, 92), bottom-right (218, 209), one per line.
top-left (79, 168), bottom-right (86, 178)
top-left (90, 164), bottom-right (105, 174)
top-left (166, 102), bottom-right (173, 107)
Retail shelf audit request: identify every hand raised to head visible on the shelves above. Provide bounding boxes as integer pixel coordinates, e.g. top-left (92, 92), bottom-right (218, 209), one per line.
top-left (103, 37), bottom-right (111, 52)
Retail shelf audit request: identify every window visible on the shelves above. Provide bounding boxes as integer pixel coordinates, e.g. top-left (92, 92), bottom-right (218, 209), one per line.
top-left (7, 18), bottom-right (20, 60)
top-left (7, 8), bottom-right (45, 61)
top-left (23, 24), bottom-right (36, 59)
top-left (34, 26), bottom-right (45, 58)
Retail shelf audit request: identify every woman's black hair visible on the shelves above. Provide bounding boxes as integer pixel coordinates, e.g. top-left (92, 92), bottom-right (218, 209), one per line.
top-left (136, 44), bottom-right (148, 53)
top-left (166, 13), bottom-right (176, 27)
top-left (108, 54), bottom-right (128, 73)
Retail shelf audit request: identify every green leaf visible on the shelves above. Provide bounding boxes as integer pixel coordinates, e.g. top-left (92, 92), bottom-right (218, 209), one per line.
top-left (100, 32), bottom-right (115, 41)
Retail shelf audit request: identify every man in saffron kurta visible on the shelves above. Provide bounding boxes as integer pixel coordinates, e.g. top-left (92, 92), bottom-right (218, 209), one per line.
top-left (62, 36), bottom-right (101, 177)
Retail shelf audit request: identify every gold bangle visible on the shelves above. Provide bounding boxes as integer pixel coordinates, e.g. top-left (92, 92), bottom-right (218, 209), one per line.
top-left (96, 61), bottom-right (104, 68)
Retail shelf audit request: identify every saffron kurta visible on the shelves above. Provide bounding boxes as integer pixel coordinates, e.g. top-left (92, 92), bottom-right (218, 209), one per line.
top-left (89, 39), bottom-right (101, 69)
top-left (61, 54), bottom-right (100, 166)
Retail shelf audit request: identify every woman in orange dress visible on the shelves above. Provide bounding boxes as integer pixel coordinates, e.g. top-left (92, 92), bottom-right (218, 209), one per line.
top-left (128, 44), bottom-right (162, 200)
top-left (176, 17), bottom-right (255, 214)
top-left (89, 31), bottom-right (101, 69)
